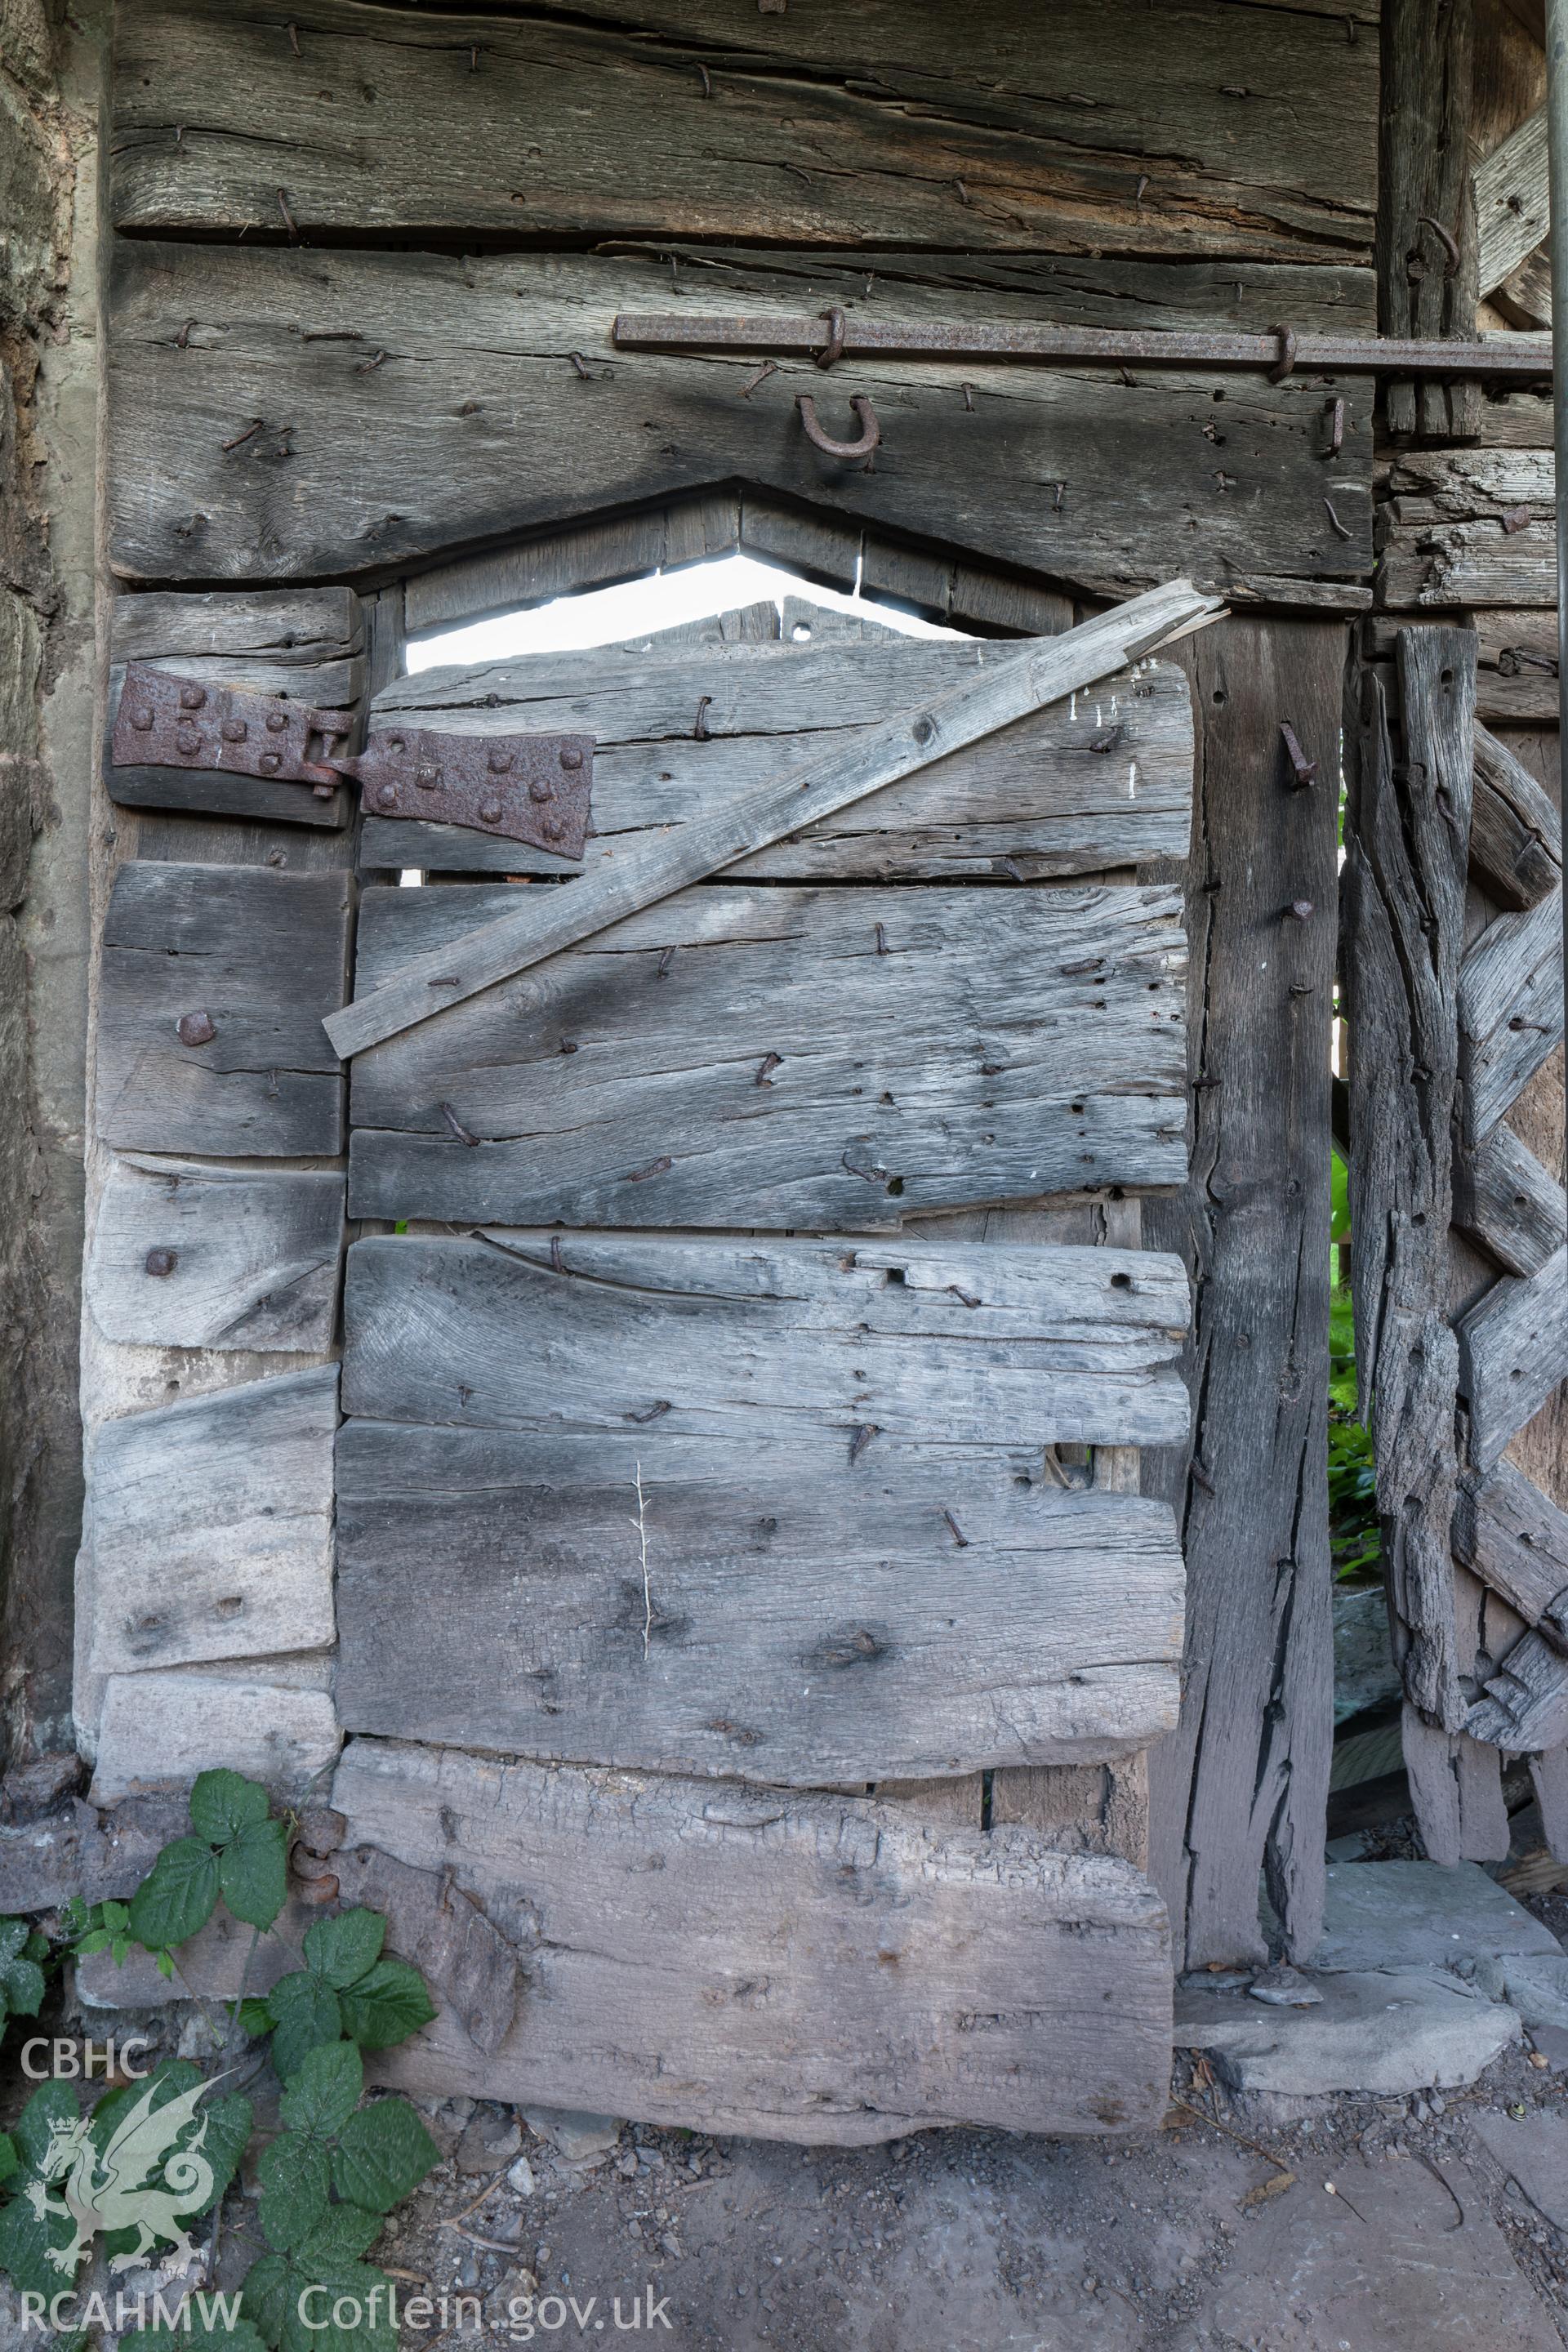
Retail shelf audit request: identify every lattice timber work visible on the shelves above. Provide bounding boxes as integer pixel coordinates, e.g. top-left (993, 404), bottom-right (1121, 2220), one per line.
top-left (1344, 626), bottom-right (1568, 1865)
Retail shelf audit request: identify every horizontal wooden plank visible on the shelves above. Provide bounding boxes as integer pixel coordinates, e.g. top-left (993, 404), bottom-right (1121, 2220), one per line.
top-left (349, 881), bottom-right (1187, 1227)
top-left (341, 1232), bottom-right (1192, 1450)
top-left (1454, 1120), bottom-right (1565, 1276)
top-left (1378, 519), bottom-right (1557, 609)
top-left (96, 862), bottom-right (351, 1157)
top-left (366, 637), bottom-right (1192, 882)
top-left (335, 1423), bottom-right (1184, 1780)
top-left (1471, 723), bottom-right (1561, 907)
top-left (1457, 892), bottom-right (1562, 1144)
top-left (1454, 1459), bottom-right (1568, 1630)
top-left (335, 1736), bottom-right (1174, 2141)
top-left (86, 1366), bottom-right (338, 1676)
top-left (1459, 1244), bottom-right (1568, 1472)
top-left (110, 0), bottom-right (1374, 261)
top-left (86, 1156), bottom-right (345, 1351)
top-left (1475, 612), bottom-right (1561, 722)
top-left (91, 1671), bottom-right (341, 1804)
top-left (108, 244), bottom-right (1374, 590)
top-left (108, 589), bottom-right (362, 828)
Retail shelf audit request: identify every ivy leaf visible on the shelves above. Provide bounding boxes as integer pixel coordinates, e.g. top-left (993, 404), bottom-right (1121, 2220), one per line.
top-left (302, 1909), bottom-right (384, 1993)
top-left (258, 2135), bottom-right (332, 2255)
top-left (238, 1997), bottom-right (274, 2038)
top-left (189, 1767), bottom-right (272, 1846)
top-left (278, 2038), bottom-right (363, 2140)
top-left (268, 1972), bottom-right (345, 2085)
top-left (337, 1960), bottom-right (435, 2052)
top-left (74, 1927), bottom-right (112, 1958)
top-left (128, 1837), bottom-right (220, 1951)
top-left (220, 1817), bottom-right (289, 1932)
top-left (297, 2204), bottom-right (384, 2275)
top-left (332, 2100), bottom-right (439, 2215)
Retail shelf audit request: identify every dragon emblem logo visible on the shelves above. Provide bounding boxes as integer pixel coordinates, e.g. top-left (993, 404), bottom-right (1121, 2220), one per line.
top-left (24, 2075), bottom-right (219, 2278)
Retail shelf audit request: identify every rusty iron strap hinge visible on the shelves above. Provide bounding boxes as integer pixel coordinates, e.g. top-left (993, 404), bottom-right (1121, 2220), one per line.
top-left (112, 665), bottom-right (594, 859)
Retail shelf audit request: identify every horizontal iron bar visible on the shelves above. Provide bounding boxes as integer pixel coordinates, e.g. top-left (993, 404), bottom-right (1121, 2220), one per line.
top-left (612, 312), bottom-right (1556, 381)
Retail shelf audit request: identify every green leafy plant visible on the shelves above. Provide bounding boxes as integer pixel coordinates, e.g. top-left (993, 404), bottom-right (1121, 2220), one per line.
top-left (1329, 1147), bottom-right (1381, 1584)
top-left (0, 1771), bottom-right (439, 2352)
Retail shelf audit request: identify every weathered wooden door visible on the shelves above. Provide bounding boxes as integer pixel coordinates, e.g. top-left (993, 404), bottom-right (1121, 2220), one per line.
top-left (326, 598), bottom-right (1195, 2135)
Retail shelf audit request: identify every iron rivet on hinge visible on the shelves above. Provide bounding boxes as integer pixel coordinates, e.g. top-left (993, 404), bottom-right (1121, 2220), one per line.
top-left (178, 684), bottom-right (207, 710)
top-left (543, 817), bottom-right (565, 842)
top-left (416, 764), bottom-right (442, 790)
top-left (220, 718), bottom-right (248, 742)
top-left (376, 783), bottom-right (397, 806)
top-left (488, 748), bottom-right (513, 773)
top-left (529, 778), bottom-right (553, 803)
top-left (144, 1248), bottom-right (177, 1278)
top-left (176, 1011), bottom-right (216, 1047)
top-left (480, 799), bottom-right (502, 824)
top-left (265, 709), bottom-right (288, 733)
top-left (175, 725), bottom-right (200, 755)
top-left (258, 751), bottom-right (282, 774)
top-left (560, 745), bottom-right (583, 771)
top-left (130, 709), bottom-right (154, 731)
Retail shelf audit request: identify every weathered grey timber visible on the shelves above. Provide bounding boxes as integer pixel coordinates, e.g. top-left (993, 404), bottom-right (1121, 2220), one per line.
top-left (1458, 890), bottom-right (1563, 1144)
top-left (1471, 723), bottom-right (1562, 908)
top-left (330, 1844), bottom-right (519, 2057)
top-left (347, 881), bottom-right (1187, 1228)
top-left (110, 0), bottom-right (1375, 261)
top-left (0, 1796), bottom-right (187, 1917)
top-left (1476, 107), bottom-right (1550, 297)
top-left (87, 1157), bottom-right (345, 1351)
top-left (1401, 1706), bottom-right (1512, 1862)
top-left (91, 1673), bottom-right (341, 1803)
top-left (108, 588), bottom-right (362, 828)
top-left (1144, 618), bottom-right (1340, 1969)
top-left (96, 864), bottom-right (351, 1156)
top-left (1342, 630), bottom-right (1474, 1726)
top-left (990, 1756), bottom-right (1152, 1869)
top-left (363, 637), bottom-right (1193, 883)
top-left (1454, 1121), bottom-right (1565, 1276)
top-left (341, 1233), bottom-right (1192, 1451)
top-left (1454, 1459), bottom-right (1568, 1633)
top-left (335, 1423), bottom-right (1185, 1782)
top-left (328, 584), bottom-right (1218, 1058)
top-left (1377, 0), bottom-right (1480, 441)
top-left (1460, 1245), bottom-right (1568, 1472)
top-left (1467, 1632), bottom-right (1568, 1752)
top-left (334, 1738), bottom-right (1174, 2142)
top-left (84, 1366), bottom-right (338, 1676)
top-left (1379, 521), bottom-right (1557, 609)
top-left (107, 244), bottom-right (1375, 592)
top-left (1474, 611), bottom-right (1561, 721)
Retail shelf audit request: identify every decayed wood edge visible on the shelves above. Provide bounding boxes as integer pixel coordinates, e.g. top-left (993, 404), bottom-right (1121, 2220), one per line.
top-left (1343, 630), bottom-right (1473, 1726)
top-left (1474, 105), bottom-right (1549, 297)
top-left (1471, 722), bottom-right (1563, 907)
top-left (1453, 1120), bottom-right (1565, 1276)
top-left (1401, 1704), bottom-right (1512, 1863)
top-left (1466, 1630), bottom-right (1568, 1753)
top-left (1453, 1457), bottom-right (1568, 1635)
top-left (325, 581), bottom-right (1223, 1058)
top-left (1457, 889), bottom-right (1563, 1147)
top-left (1378, 0), bottom-right (1481, 441)
top-left (1459, 1242), bottom-right (1568, 1472)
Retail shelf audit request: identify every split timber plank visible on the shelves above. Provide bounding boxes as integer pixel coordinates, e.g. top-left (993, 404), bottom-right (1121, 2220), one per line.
top-left (1378, 0), bottom-right (1481, 440)
top-left (87, 1157), bottom-right (345, 1352)
top-left (1402, 1705), bottom-right (1513, 1860)
top-left (335, 1424), bottom-right (1183, 1783)
top-left (1453, 1120), bottom-right (1565, 1276)
top-left (109, 0), bottom-right (1375, 262)
top-left (1453, 1457), bottom-right (1568, 1636)
top-left (363, 636), bottom-right (1192, 882)
top-left (84, 1366), bottom-right (338, 1677)
top-left (1378, 520), bottom-right (1557, 610)
top-left (1342, 631), bottom-right (1474, 1728)
top-left (95, 863), bottom-right (351, 1158)
top-left (1472, 723), bottom-right (1561, 908)
top-left (1459, 892), bottom-right (1563, 1146)
top-left (346, 882), bottom-right (1188, 1229)
top-left (1475, 106), bottom-right (1549, 297)
top-left (1459, 1243), bottom-right (1568, 1472)
top-left (108, 589), bottom-right (363, 829)
top-left (340, 1232), bottom-right (1192, 1454)
top-left (332, 1737), bottom-right (1174, 2143)
top-left (107, 244), bottom-right (1375, 591)
top-left (1467, 1632), bottom-right (1568, 1752)
top-left (1366, 611), bottom-right (1561, 724)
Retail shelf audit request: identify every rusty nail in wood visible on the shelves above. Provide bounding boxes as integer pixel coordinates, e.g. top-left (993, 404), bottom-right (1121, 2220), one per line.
top-left (849, 1423), bottom-right (877, 1464)
top-left (550, 1236), bottom-right (564, 1272)
top-left (695, 60), bottom-right (711, 96)
top-left (1322, 496), bottom-right (1352, 541)
top-left (175, 123), bottom-right (184, 145)
top-left (1089, 724), bottom-right (1122, 754)
top-left (1280, 721), bottom-right (1317, 787)
top-left (755, 1051), bottom-right (782, 1087)
top-left (954, 177), bottom-right (972, 207)
top-left (962, 383), bottom-right (974, 412)
top-left (1134, 172), bottom-right (1149, 207)
top-left (1345, 11), bottom-right (1356, 38)
top-left (1119, 365), bottom-right (1136, 387)
top-left (1285, 899), bottom-right (1314, 922)
top-left (470, 42), bottom-right (479, 69)
top-left (739, 359), bottom-right (777, 399)
top-left (559, 1036), bottom-right (578, 1054)
top-left (176, 318), bottom-right (196, 349)
top-left (947, 1284), bottom-right (981, 1307)
top-left (815, 306), bottom-right (847, 369)
top-left (1290, 981), bottom-right (1316, 996)
top-left (1418, 214), bottom-right (1461, 277)
top-left (1001, 857), bottom-right (1026, 881)
top-left (176, 1011), bottom-right (216, 1047)
top-left (628, 1155), bottom-right (673, 1181)
top-left (439, 1101), bottom-right (479, 1147)
top-left (1501, 505), bottom-right (1532, 535)
top-left (1267, 322), bottom-right (1298, 382)
top-left (568, 352), bottom-right (593, 378)
top-left (1191, 1459), bottom-right (1216, 1494)
top-left (287, 20), bottom-right (300, 52)
top-left (277, 187), bottom-right (300, 242)
top-left (266, 1068), bottom-right (279, 1098)
top-left (629, 1400), bottom-right (672, 1423)
top-left (1323, 396), bottom-right (1344, 457)
top-left (354, 349), bottom-right (387, 374)
top-left (221, 418), bottom-right (264, 452)
top-left (875, 922), bottom-right (889, 955)
top-left (693, 696), bottom-right (711, 741)
top-left (657, 944), bottom-right (675, 978)
top-left (427, 976), bottom-right (460, 987)
top-left (1053, 480), bottom-right (1066, 512)
top-left (943, 1509), bottom-right (969, 1548)
top-left (1194, 1075), bottom-right (1221, 1089)
top-left (145, 1248), bottom-right (177, 1278)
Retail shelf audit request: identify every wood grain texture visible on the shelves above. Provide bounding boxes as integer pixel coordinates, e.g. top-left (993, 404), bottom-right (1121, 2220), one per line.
top-left (1472, 722), bottom-right (1562, 907)
top-left (87, 1157), bottom-right (345, 1351)
top-left (109, 0), bottom-right (1376, 261)
top-left (333, 1737), bottom-right (1174, 2143)
top-left (1138, 619), bottom-right (1340, 1968)
top-left (363, 635), bottom-right (1193, 883)
top-left (1454, 1457), bottom-right (1568, 1630)
top-left (1466, 1630), bottom-right (1568, 1752)
top-left (341, 1232), bottom-right (1192, 1452)
top-left (1378, 0), bottom-right (1480, 439)
top-left (1454, 1120), bottom-right (1565, 1276)
top-left (348, 880), bottom-right (1187, 1228)
top-left (1474, 106), bottom-right (1548, 296)
top-left (335, 1423), bottom-right (1183, 1781)
top-left (95, 863), bottom-right (351, 1157)
top-left (1401, 1703), bottom-right (1512, 1861)
top-left (1459, 891), bottom-right (1562, 1144)
top-left (1460, 1243), bottom-right (1568, 1471)
top-left (108, 588), bottom-right (362, 829)
top-left (1341, 632), bottom-right (1474, 1727)
top-left (84, 1366), bottom-right (338, 1676)
top-left (107, 243), bottom-right (1375, 591)
top-left (91, 1672), bottom-right (341, 1803)
top-left (1474, 612), bottom-right (1561, 721)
